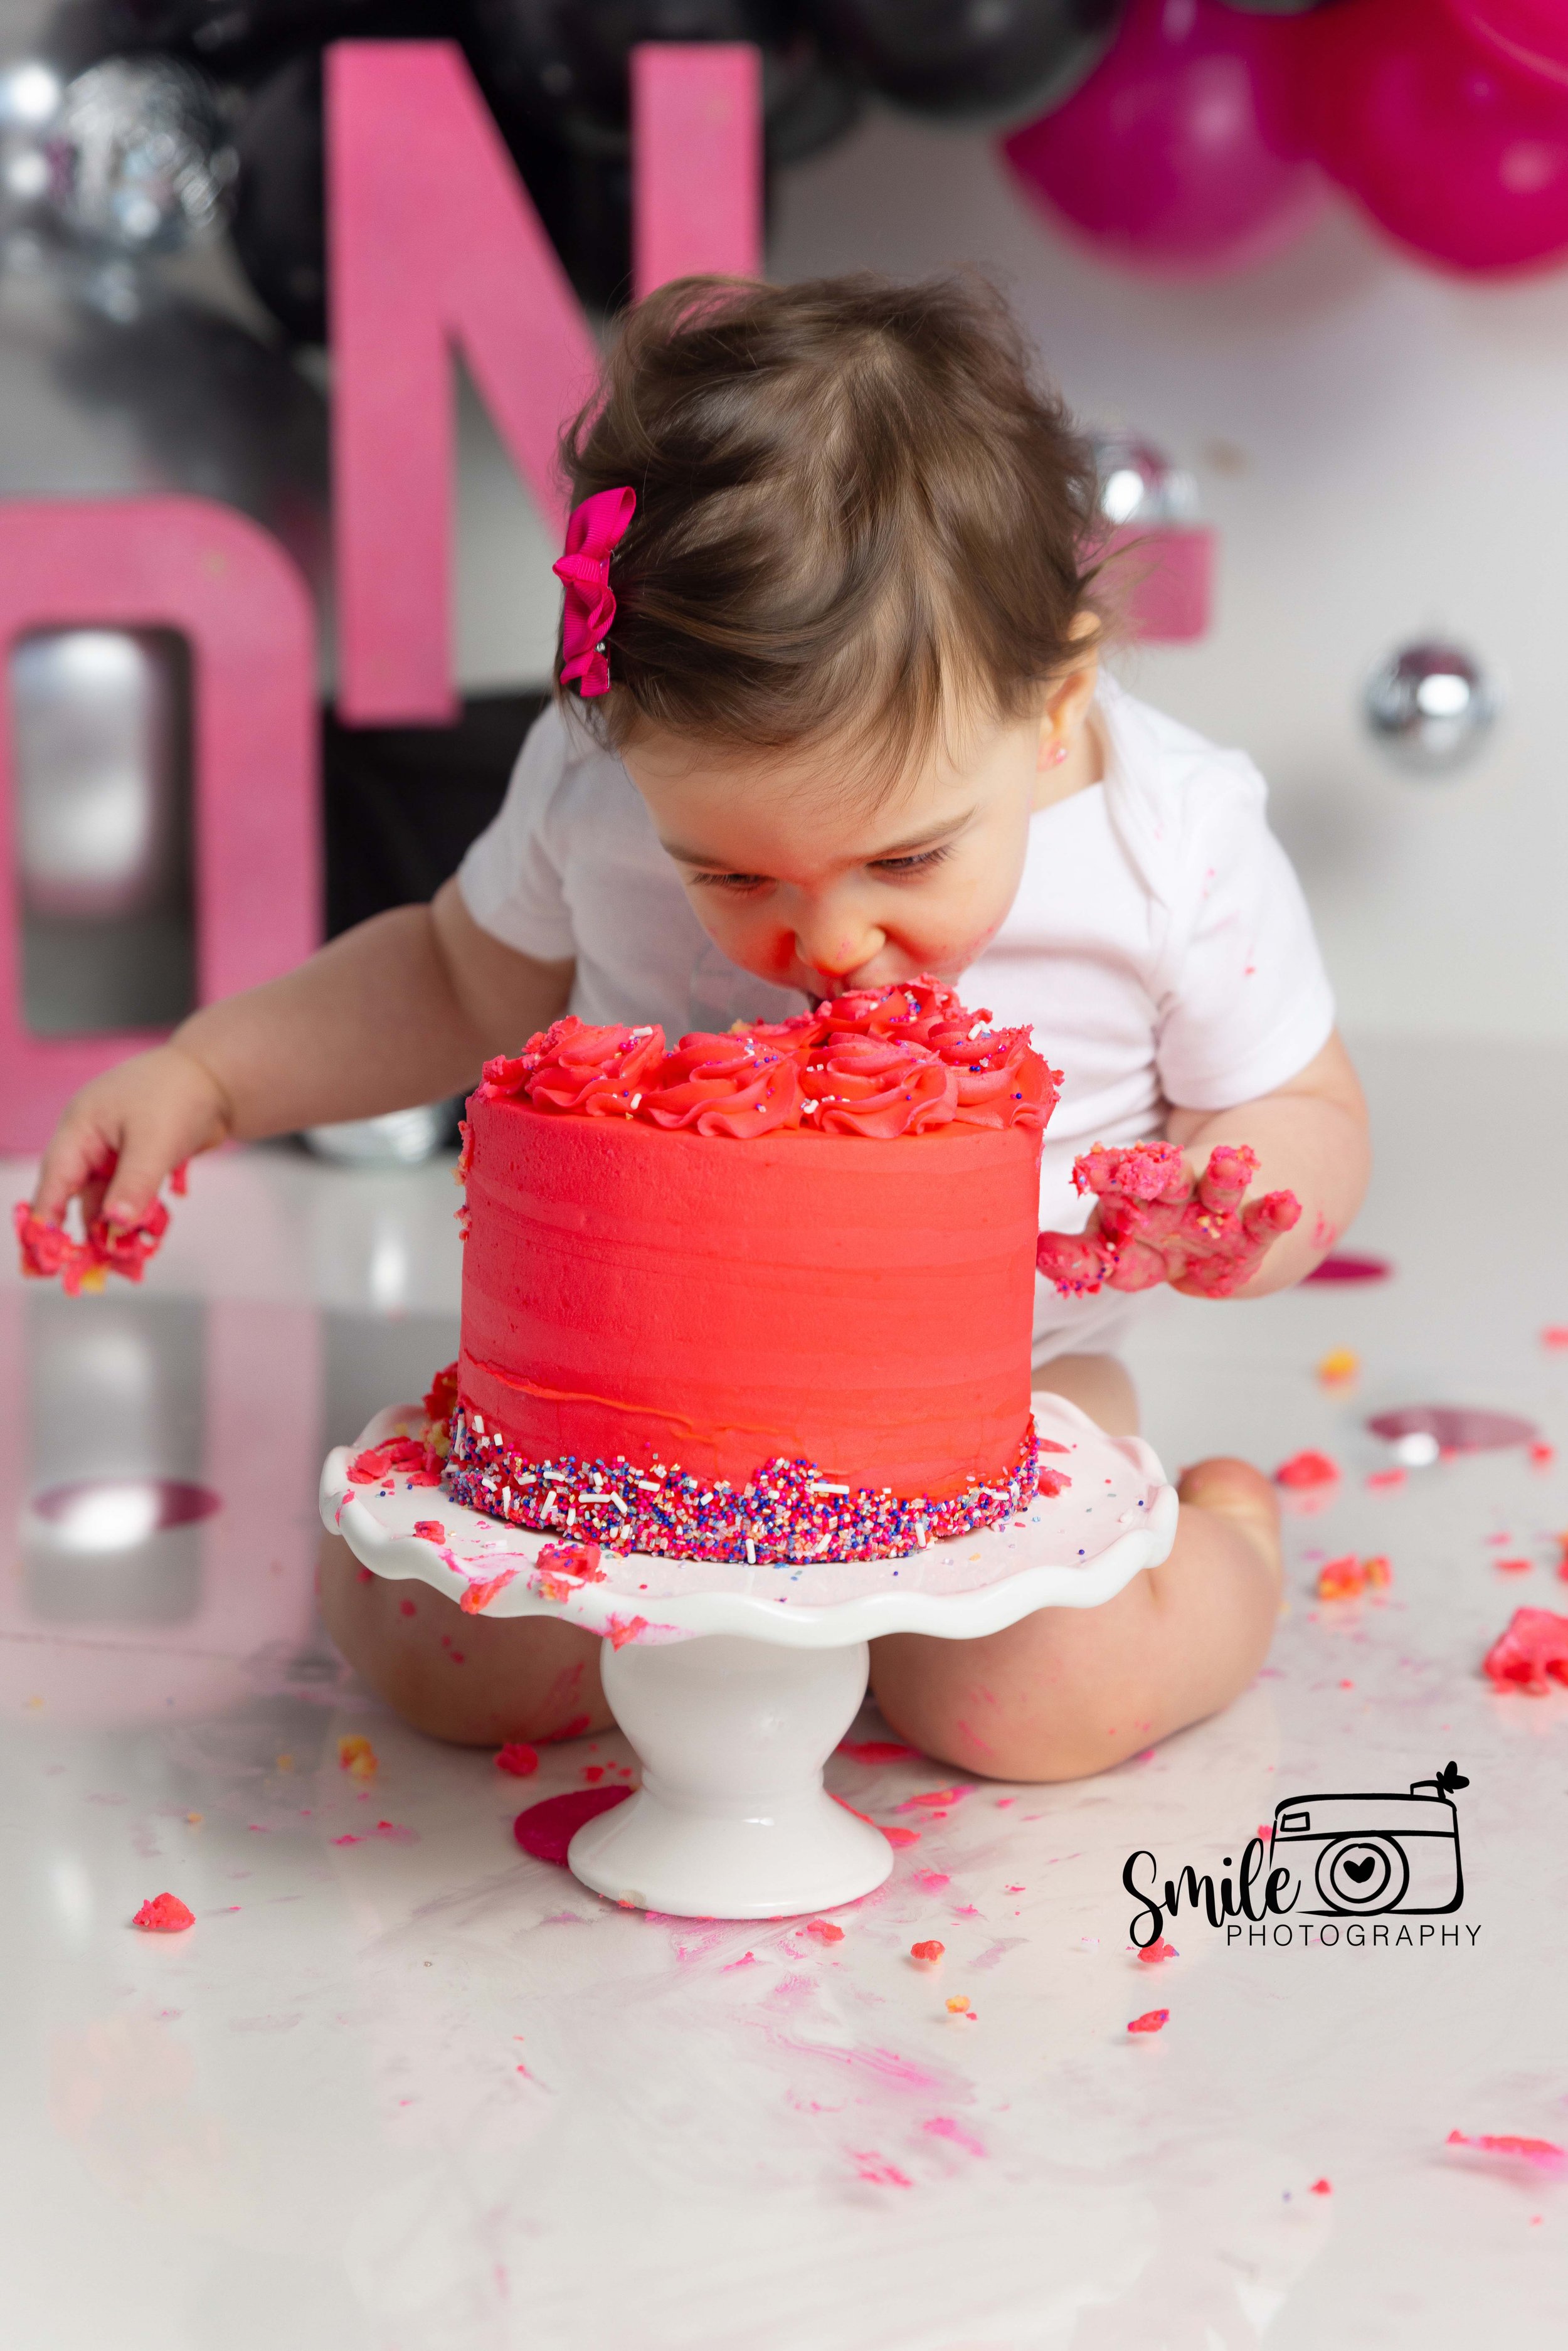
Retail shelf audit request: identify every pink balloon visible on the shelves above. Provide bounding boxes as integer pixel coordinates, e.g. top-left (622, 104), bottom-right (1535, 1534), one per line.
top-left (1301, 0), bottom-right (1568, 273)
top-left (1000, 0), bottom-right (1325, 279)
top-left (1446, 0), bottom-right (1568, 89)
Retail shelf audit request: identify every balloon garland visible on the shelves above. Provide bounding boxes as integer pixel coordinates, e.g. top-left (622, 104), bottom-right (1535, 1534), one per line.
top-left (1004, 0), bottom-right (1568, 279)
top-left (11, 0), bottom-right (1568, 336)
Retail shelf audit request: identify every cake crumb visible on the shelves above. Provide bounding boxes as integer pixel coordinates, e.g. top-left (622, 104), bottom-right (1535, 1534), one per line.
top-left (339, 1734), bottom-right (379, 1781)
top-left (134, 1892), bottom-right (194, 1933)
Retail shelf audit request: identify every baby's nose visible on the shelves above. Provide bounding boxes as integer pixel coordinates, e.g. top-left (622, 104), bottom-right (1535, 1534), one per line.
top-left (794, 910), bottom-right (884, 985)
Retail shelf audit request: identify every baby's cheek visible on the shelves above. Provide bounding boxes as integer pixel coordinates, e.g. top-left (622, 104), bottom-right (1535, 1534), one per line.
top-left (691, 895), bottom-right (791, 980)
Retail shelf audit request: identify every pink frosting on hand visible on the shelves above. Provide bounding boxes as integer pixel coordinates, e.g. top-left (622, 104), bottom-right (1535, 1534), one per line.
top-left (1037, 1141), bottom-right (1301, 1298)
top-left (14, 1196), bottom-right (171, 1296)
top-left (640, 1032), bottom-right (805, 1138)
top-left (800, 1035), bottom-right (959, 1137)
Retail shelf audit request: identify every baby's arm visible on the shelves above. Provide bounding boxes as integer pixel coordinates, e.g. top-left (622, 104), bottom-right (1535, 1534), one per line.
top-left (1039, 1031), bottom-right (1369, 1302)
top-left (33, 881), bottom-right (573, 1231)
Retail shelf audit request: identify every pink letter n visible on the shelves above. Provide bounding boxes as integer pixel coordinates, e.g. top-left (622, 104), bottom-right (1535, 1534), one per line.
top-left (329, 39), bottom-right (762, 726)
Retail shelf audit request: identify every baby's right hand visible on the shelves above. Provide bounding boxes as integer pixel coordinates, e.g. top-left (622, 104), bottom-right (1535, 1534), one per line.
top-left (33, 1043), bottom-right (233, 1233)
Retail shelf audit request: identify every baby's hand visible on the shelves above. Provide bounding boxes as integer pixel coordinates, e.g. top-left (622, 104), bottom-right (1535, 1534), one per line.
top-left (30, 1043), bottom-right (231, 1239)
top-left (1036, 1142), bottom-right (1301, 1301)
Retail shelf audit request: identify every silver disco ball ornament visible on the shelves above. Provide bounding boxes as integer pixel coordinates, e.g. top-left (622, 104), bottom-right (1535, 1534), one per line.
top-left (1363, 640), bottom-right (1498, 775)
top-left (46, 58), bottom-right (235, 255)
top-left (1090, 432), bottom-right (1198, 529)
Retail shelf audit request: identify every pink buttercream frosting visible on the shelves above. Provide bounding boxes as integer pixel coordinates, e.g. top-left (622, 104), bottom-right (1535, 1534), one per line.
top-left (475, 980), bottom-right (1060, 1142)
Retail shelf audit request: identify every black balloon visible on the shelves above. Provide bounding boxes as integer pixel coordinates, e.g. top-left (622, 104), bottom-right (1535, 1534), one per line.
top-left (798, 0), bottom-right (1123, 120)
top-left (230, 47), bottom-right (326, 342)
top-left (463, 0), bottom-right (859, 164)
top-left (43, 0), bottom-right (437, 83)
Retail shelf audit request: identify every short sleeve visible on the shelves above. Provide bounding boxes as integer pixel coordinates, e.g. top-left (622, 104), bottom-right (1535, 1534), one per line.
top-left (457, 704), bottom-right (579, 962)
top-left (1154, 772), bottom-right (1335, 1112)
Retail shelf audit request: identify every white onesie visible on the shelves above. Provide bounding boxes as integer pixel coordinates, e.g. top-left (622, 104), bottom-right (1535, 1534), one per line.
top-left (457, 674), bottom-right (1335, 1366)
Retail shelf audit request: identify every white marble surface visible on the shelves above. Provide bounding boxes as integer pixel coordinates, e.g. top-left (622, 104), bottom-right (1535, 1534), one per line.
top-left (5, 1050), bottom-right (1568, 2350)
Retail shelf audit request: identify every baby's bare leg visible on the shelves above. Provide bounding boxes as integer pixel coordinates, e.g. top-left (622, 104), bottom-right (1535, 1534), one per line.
top-left (316, 1532), bottom-right (613, 1747)
top-left (868, 1354), bottom-right (1281, 1783)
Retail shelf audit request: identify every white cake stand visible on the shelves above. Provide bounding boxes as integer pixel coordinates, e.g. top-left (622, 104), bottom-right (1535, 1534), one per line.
top-left (320, 1396), bottom-right (1177, 1921)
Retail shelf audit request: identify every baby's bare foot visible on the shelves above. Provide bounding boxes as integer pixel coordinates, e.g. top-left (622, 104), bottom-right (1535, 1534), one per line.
top-left (1176, 1456), bottom-right (1282, 1582)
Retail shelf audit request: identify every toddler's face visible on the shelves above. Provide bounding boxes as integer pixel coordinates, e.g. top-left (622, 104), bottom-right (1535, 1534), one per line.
top-left (621, 699), bottom-right (1064, 1000)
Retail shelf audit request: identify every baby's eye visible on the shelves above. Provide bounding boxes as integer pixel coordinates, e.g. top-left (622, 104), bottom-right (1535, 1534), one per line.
top-left (869, 846), bottom-right (952, 879)
top-left (690, 870), bottom-right (769, 895)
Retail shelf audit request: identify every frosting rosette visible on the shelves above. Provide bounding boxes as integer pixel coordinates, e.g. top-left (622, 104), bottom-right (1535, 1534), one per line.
top-left (800, 1034), bottom-right (959, 1137)
top-left (640, 1031), bottom-right (805, 1138)
top-left (515, 1017), bottom-right (667, 1117)
top-left (940, 1024), bottom-right (1062, 1131)
top-left (819, 974), bottom-right (973, 1049)
top-left (467, 979), bottom-right (1058, 1141)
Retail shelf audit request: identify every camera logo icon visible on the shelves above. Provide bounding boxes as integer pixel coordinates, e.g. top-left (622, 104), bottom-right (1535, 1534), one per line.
top-left (1269, 1759), bottom-right (1468, 1917)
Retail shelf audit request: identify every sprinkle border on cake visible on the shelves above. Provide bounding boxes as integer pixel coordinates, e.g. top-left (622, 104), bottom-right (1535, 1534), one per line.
top-left (442, 1399), bottom-right (1062, 1568)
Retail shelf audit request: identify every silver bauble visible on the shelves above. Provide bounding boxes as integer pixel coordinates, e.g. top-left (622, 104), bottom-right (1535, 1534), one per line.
top-left (46, 56), bottom-right (235, 255)
top-left (1090, 431), bottom-right (1198, 529)
top-left (1363, 640), bottom-right (1498, 774)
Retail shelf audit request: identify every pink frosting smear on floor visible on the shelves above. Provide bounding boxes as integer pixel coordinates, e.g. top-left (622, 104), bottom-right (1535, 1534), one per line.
top-left (1305, 1253), bottom-right (1392, 1283)
top-left (1447, 2131), bottom-right (1566, 2170)
top-left (1368, 1406), bottom-right (1540, 1454)
top-left (513, 1785), bottom-right (632, 1865)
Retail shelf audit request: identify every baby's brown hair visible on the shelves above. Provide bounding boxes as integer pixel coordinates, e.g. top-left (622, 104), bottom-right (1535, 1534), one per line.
top-left (557, 271), bottom-right (1103, 780)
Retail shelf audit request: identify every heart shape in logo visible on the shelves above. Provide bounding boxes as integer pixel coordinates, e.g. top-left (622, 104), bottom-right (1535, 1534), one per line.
top-left (1343, 1854), bottom-right (1378, 1883)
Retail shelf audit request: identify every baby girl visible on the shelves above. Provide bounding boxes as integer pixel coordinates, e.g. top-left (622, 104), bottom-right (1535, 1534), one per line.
top-left (32, 271), bottom-right (1369, 1780)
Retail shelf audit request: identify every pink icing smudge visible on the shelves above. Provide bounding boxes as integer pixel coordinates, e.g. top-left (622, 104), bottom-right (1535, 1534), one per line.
top-left (1306, 1251), bottom-right (1392, 1283)
top-left (605, 1613), bottom-right (650, 1650)
top-left (1447, 2130), bottom-right (1565, 2170)
top-left (513, 1785), bottom-right (632, 1864)
top-left (850, 2150), bottom-right (913, 2187)
top-left (460, 1568), bottom-right (518, 1613)
top-left (912, 1869), bottom-right (951, 1892)
top-left (923, 2115), bottom-right (985, 2158)
top-left (1276, 1450), bottom-right (1340, 1490)
top-left (837, 1738), bottom-right (921, 1764)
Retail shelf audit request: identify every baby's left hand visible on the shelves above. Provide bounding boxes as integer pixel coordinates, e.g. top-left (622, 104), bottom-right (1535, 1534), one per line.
top-left (1037, 1142), bottom-right (1301, 1301)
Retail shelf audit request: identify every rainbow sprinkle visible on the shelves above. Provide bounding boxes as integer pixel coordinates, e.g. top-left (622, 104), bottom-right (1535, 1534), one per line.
top-left (443, 1403), bottom-right (1046, 1567)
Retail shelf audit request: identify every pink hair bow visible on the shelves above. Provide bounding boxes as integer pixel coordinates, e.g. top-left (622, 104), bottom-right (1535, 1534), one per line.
top-left (553, 485), bottom-right (637, 698)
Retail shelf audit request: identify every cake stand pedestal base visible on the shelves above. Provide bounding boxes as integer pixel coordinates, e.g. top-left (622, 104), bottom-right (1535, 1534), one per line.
top-left (321, 1394), bottom-right (1178, 1921)
top-left (568, 1633), bottom-right (889, 1918)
